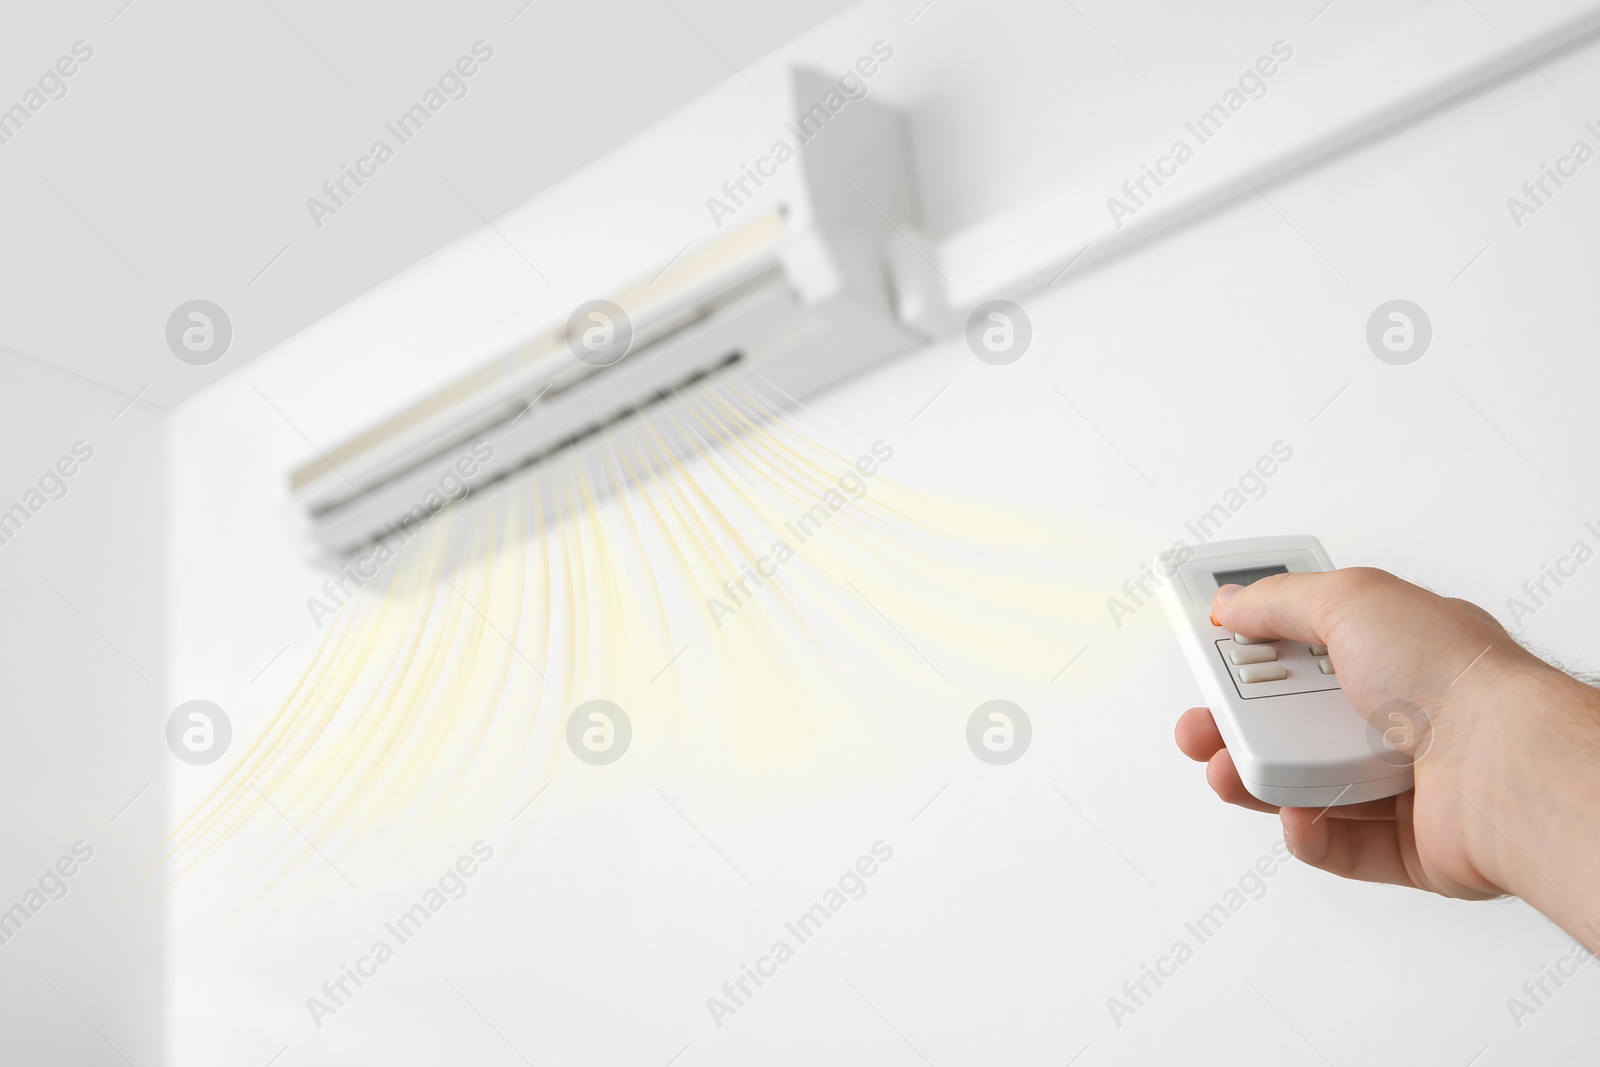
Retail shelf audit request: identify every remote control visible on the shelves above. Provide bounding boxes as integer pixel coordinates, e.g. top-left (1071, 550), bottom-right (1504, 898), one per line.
top-left (1156, 535), bottom-right (1412, 807)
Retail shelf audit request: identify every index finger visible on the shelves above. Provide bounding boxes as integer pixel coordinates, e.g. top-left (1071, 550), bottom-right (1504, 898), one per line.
top-left (1212, 570), bottom-right (1335, 645)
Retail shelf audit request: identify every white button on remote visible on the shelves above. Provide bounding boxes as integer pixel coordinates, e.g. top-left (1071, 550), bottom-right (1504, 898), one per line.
top-left (1309, 643), bottom-right (1328, 656)
top-left (1318, 657), bottom-right (1335, 675)
top-left (1233, 633), bottom-right (1276, 645)
top-left (1230, 646), bottom-right (1278, 665)
top-left (1239, 664), bottom-right (1288, 683)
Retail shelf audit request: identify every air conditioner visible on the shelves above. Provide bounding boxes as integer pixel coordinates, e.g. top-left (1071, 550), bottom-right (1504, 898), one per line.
top-left (291, 69), bottom-right (926, 555)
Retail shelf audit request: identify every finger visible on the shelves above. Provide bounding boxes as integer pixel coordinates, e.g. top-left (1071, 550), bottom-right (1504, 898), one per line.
top-left (1394, 800), bottom-right (1500, 900)
top-left (1175, 707), bottom-right (1224, 762)
top-left (1317, 796), bottom-right (1397, 821)
top-left (1213, 570), bottom-right (1343, 645)
top-left (1205, 748), bottom-right (1280, 814)
top-left (1182, 705), bottom-right (1397, 819)
top-left (1280, 806), bottom-right (1418, 888)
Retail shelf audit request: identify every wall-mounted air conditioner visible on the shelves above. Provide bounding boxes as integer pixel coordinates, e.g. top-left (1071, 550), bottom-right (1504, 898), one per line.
top-left (290, 69), bottom-right (926, 555)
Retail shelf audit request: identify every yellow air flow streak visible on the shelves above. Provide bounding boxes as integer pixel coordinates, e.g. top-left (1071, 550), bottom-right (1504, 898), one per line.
top-left (152, 379), bottom-right (1107, 941)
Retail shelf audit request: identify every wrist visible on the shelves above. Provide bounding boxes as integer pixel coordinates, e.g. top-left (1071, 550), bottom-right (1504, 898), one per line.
top-left (1458, 656), bottom-right (1600, 902)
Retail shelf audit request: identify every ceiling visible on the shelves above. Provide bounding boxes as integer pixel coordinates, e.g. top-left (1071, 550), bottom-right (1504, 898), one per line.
top-left (0, 0), bottom-right (859, 408)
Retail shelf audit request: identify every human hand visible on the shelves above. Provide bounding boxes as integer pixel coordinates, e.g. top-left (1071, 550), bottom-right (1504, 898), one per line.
top-left (1174, 567), bottom-right (1598, 910)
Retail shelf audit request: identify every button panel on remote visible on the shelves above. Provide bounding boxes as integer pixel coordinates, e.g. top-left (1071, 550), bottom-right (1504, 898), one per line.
top-left (1215, 637), bottom-right (1341, 700)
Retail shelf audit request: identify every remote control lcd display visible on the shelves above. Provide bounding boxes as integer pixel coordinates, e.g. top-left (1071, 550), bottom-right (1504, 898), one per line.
top-left (1212, 564), bottom-right (1288, 588)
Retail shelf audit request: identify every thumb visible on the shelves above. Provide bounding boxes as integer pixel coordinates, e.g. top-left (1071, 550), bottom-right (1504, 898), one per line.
top-left (1212, 572), bottom-right (1330, 645)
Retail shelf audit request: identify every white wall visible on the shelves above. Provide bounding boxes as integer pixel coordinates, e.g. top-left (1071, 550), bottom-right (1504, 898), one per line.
top-left (165, 1), bottom-right (1600, 1064)
top-left (0, 353), bottom-right (166, 1063)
